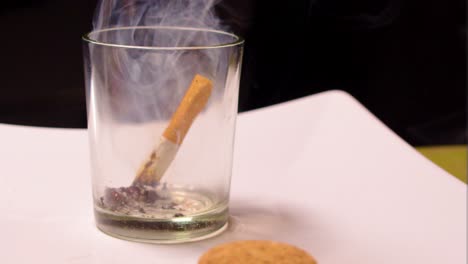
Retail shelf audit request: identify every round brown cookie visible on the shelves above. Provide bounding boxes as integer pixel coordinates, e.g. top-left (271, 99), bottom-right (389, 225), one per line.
top-left (198, 240), bottom-right (317, 264)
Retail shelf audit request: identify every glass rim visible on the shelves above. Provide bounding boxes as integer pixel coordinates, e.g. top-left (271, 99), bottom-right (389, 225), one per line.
top-left (82, 25), bottom-right (244, 50)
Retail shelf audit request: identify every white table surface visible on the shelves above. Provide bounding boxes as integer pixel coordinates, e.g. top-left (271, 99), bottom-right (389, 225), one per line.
top-left (0, 90), bottom-right (465, 264)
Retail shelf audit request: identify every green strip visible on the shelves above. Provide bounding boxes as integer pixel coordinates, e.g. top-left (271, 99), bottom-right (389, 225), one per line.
top-left (416, 145), bottom-right (467, 183)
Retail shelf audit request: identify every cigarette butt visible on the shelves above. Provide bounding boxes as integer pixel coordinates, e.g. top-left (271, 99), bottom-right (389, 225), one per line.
top-left (163, 74), bottom-right (213, 145)
top-left (133, 74), bottom-right (213, 186)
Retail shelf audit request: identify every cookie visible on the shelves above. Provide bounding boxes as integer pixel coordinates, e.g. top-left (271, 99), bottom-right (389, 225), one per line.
top-left (198, 240), bottom-right (317, 264)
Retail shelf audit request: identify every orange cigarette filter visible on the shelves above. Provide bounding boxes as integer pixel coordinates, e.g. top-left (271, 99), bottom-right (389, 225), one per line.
top-left (163, 74), bottom-right (213, 145)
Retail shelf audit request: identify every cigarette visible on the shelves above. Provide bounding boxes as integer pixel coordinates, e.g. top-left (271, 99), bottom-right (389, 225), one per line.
top-left (133, 74), bottom-right (213, 186)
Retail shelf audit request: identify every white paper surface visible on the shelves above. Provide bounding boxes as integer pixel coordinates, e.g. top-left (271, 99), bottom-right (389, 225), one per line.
top-left (0, 90), bottom-right (465, 263)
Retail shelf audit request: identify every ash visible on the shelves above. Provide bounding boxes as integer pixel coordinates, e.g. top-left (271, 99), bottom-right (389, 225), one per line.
top-left (99, 183), bottom-right (209, 219)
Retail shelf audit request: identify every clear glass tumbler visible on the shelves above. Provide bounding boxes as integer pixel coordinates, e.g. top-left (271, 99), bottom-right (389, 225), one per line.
top-left (82, 26), bottom-right (243, 243)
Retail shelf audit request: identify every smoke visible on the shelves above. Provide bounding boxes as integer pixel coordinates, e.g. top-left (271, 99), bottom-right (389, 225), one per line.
top-left (88, 0), bottom-right (235, 123)
top-left (93, 0), bottom-right (223, 31)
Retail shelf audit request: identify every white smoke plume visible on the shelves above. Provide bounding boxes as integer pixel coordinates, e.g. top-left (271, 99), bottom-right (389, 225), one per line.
top-left (93, 0), bottom-right (224, 31)
top-left (87, 0), bottom-right (236, 123)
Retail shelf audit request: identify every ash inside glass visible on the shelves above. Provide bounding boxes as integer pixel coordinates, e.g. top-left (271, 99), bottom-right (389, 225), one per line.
top-left (100, 183), bottom-right (212, 219)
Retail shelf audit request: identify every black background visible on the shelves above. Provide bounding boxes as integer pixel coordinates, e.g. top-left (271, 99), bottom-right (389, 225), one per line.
top-left (0, 0), bottom-right (465, 145)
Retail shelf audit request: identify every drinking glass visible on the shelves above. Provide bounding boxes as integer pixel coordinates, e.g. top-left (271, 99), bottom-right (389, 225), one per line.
top-left (82, 26), bottom-right (243, 243)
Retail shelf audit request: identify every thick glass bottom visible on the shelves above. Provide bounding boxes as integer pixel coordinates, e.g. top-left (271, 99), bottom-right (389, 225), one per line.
top-left (94, 186), bottom-right (228, 243)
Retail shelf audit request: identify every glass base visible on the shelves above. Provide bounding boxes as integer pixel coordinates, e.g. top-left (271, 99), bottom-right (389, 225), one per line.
top-left (93, 185), bottom-right (228, 243)
top-left (95, 206), bottom-right (228, 243)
